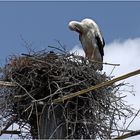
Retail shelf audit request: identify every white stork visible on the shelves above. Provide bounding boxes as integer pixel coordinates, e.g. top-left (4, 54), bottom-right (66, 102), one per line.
top-left (68, 18), bottom-right (105, 70)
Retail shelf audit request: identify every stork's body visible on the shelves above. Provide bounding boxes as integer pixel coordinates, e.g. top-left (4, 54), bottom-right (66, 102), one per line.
top-left (69, 18), bottom-right (105, 70)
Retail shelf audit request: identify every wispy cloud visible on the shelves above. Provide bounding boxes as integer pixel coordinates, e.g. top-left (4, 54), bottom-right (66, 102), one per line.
top-left (103, 38), bottom-right (140, 75)
top-left (103, 38), bottom-right (140, 111)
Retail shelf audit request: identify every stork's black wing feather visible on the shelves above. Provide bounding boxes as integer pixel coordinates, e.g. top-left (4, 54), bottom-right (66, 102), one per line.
top-left (79, 34), bottom-right (81, 42)
top-left (95, 35), bottom-right (105, 61)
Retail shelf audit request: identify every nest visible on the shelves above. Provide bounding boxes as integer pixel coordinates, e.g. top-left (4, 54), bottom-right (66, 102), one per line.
top-left (0, 50), bottom-right (134, 139)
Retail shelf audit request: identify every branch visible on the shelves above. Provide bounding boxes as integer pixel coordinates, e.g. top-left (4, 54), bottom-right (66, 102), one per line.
top-left (123, 109), bottom-right (140, 135)
top-left (48, 45), bottom-right (66, 53)
top-left (113, 129), bottom-right (140, 139)
top-left (0, 80), bottom-right (16, 87)
top-left (0, 116), bottom-right (17, 136)
top-left (52, 68), bottom-right (140, 104)
top-left (0, 130), bottom-right (21, 135)
top-left (90, 60), bottom-right (120, 66)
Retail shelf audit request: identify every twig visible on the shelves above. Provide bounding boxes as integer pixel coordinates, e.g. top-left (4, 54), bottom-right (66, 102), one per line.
top-left (21, 53), bottom-right (33, 57)
top-left (28, 104), bottom-right (34, 120)
top-left (55, 39), bottom-right (66, 52)
top-left (11, 78), bottom-right (36, 101)
top-left (102, 62), bottom-right (120, 66)
top-left (122, 109), bottom-right (140, 135)
top-left (1, 116), bottom-right (17, 132)
top-left (109, 66), bottom-right (116, 76)
top-left (35, 102), bottom-right (40, 139)
top-left (0, 130), bottom-right (21, 135)
top-left (113, 129), bottom-right (140, 139)
top-left (19, 34), bottom-right (33, 54)
top-left (49, 122), bottom-right (65, 139)
top-left (52, 68), bottom-right (140, 103)
top-left (48, 45), bottom-right (66, 53)
top-left (90, 60), bottom-right (120, 66)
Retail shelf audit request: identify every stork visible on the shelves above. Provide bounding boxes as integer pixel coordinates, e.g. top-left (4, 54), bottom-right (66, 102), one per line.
top-left (69, 18), bottom-right (105, 70)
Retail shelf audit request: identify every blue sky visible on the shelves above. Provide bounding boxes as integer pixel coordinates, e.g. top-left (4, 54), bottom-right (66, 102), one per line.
top-left (0, 1), bottom-right (140, 65)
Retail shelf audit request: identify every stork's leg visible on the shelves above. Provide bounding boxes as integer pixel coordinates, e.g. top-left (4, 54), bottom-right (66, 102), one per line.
top-left (85, 49), bottom-right (89, 59)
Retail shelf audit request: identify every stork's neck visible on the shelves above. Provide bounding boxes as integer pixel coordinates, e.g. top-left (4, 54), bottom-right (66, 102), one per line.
top-left (78, 30), bottom-right (82, 35)
top-left (75, 28), bottom-right (82, 35)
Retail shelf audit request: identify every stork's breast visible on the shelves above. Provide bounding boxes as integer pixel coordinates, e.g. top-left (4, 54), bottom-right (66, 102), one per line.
top-left (80, 34), bottom-right (95, 53)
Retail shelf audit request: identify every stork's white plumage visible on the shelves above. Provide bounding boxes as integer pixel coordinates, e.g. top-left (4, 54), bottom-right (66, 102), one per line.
top-left (68, 18), bottom-right (105, 70)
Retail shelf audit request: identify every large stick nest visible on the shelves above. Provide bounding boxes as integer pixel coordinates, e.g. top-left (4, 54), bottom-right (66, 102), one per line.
top-left (0, 50), bottom-right (134, 139)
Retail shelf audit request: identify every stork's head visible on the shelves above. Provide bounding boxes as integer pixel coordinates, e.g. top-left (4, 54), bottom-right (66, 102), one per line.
top-left (69, 18), bottom-right (98, 35)
top-left (68, 21), bottom-right (83, 34)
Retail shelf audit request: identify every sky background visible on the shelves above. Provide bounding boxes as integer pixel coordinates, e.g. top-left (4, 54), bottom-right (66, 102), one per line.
top-left (0, 1), bottom-right (140, 63)
top-left (1, 1), bottom-right (140, 139)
